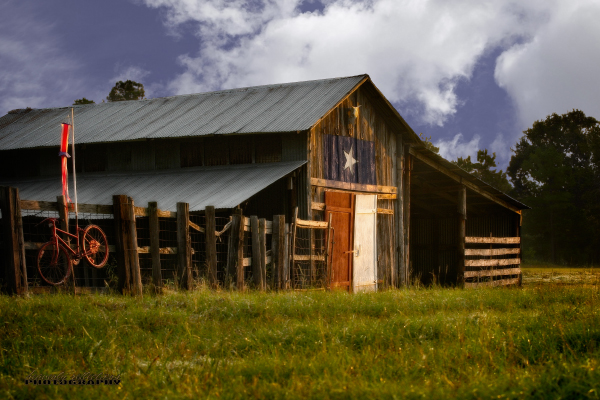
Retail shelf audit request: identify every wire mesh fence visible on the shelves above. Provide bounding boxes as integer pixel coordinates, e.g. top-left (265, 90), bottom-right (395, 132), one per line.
top-left (291, 226), bottom-right (330, 289)
top-left (6, 196), bottom-right (295, 292)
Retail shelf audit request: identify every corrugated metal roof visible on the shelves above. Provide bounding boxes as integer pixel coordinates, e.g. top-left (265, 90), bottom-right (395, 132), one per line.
top-left (411, 146), bottom-right (529, 210)
top-left (0, 161), bottom-right (306, 211)
top-left (0, 75), bottom-right (367, 150)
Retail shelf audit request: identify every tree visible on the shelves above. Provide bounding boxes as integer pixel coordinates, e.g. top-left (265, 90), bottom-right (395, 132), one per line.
top-left (419, 133), bottom-right (440, 154)
top-left (507, 110), bottom-right (600, 265)
top-left (454, 149), bottom-right (512, 193)
top-left (73, 98), bottom-right (95, 105)
top-left (107, 80), bottom-right (145, 102)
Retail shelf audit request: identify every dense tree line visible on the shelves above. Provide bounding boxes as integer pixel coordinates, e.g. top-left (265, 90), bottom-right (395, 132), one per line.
top-left (508, 110), bottom-right (600, 265)
top-left (423, 110), bottom-right (599, 265)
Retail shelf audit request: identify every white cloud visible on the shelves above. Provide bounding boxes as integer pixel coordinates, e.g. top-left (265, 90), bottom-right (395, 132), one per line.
top-left (109, 66), bottom-right (151, 86)
top-left (436, 133), bottom-right (480, 161)
top-left (0, 1), bottom-right (83, 113)
top-left (141, 0), bottom-right (553, 126)
top-left (495, 0), bottom-right (600, 126)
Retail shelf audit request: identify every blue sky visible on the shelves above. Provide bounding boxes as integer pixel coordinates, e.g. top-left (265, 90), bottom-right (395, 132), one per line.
top-left (1, 0), bottom-right (599, 169)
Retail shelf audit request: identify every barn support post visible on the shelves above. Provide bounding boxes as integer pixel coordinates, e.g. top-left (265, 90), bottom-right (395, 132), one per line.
top-left (0, 186), bottom-right (28, 295)
top-left (177, 202), bottom-right (192, 290)
top-left (395, 137), bottom-right (405, 287)
top-left (148, 201), bottom-right (162, 291)
top-left (205, 205), bottom-right (218, 289)
top-left (113, 195), bottom-right (142, 295)
top-left (403, 148), bottom-right (412, 286)
top-left (457, 186), bottom-right (467, 287)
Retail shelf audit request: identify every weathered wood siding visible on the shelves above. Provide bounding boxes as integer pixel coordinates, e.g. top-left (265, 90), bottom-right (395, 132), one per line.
top-left (309, 87), bottom-right (399, 286)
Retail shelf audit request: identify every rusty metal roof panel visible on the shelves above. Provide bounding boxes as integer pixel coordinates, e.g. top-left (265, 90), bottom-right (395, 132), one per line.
top-left (0, 75), bottom-right (366, 150)
top-left (0, 161), bottom-right (306, 211)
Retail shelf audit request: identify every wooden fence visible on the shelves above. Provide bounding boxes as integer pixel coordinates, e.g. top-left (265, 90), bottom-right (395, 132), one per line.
top-left (0, 186), bottom-right (292, 294)
top-left (463, 235), bottom-right (522, 288)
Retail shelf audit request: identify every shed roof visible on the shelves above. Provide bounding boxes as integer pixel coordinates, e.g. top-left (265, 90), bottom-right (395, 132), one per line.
top-left (0, 161), bottom-right (306, 211)
top-left (0, 75), bottom-right (370, 151)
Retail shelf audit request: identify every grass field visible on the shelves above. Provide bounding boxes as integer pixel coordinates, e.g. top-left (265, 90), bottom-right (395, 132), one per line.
top-left (1, 267), bottom-right (599, 399)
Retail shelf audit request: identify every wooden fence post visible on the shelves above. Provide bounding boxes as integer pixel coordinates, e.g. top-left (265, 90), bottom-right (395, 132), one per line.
top-left (112, 195), bottom-right (142, 295)
top-left (148, 201), bottom-right (162, 290)
top-left (205, 205), bottom-right (218, 289)
top-left (284, 222), bottom-right (290, 289)
top-left (251, 216), bottom-right (264, 290)
top-left (0, 186), bottom-right (28, 295)
top-left (177, 202), bottom-right (192, 290)
top-left (113, 195), bottom-right (131, 294)
top-left (259, 218), bottom-right (267, 290)
top-left (290, 207), bottom-right (298, 289)
top-left (227, 210), bottom-right (241, 282)
top-left (236, 215), bottom-right (245, 291)
top-left (273, 215), bottom-right (286, 290)
top-left (458, 186), bottom-right (467, 287)
top-left (127, 197), bottom-right (143, 296)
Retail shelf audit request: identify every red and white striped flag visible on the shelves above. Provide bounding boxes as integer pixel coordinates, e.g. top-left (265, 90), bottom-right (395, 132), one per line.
top-left (59, 123), bottom-right (71, 203)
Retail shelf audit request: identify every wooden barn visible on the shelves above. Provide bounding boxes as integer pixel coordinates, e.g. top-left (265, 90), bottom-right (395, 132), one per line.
top-left (0, 74), bottom-right (528, 293)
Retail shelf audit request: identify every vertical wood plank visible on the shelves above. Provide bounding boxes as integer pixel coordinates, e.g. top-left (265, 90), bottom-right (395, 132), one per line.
top-left (177, 202), bottom-right (192, 290)
top-left (274, 215), bottom-right (286, 290)
top-left (290, 207), bottom-right (298, 289)
top-left (0, 186), bottom-right (28, 295)
top-left (148, 201), bottom-right (162, 290)
top-left (205, 205), bottom-right (218, 289)
top-left (396, 137), bottom-right (404, 287)
top-left (127, 197), bottom-right (143, 296)
top-left (271, 216), bottom-right (278, 290)
top-left (113, 195), bottom-right (131, 294)
top-left (309, 227), bottom-right (315, 285)
top-left (458, 186), bottom-right (467, 286)
top-left (284, 222), bottom-right (290, 289)
top-left (517, 212), bottom-right (522, 287)
top-left (325, 213), bottom-right (333, 289)
top-left (227, 210), bottom-right (242, 280)
top-left (251, 216), bottom-right (262, 289)
top-left (259, 218), bottom-right (267, 290)
top-left (403, 149), bottom-right (411, 287)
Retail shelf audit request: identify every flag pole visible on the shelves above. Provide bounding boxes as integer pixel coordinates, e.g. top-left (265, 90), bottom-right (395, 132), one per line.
top-left (71, 108), bottom-right (79, 227)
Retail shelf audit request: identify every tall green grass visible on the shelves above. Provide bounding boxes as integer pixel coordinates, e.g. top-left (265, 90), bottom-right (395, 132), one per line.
top-left (1, 284), bottom-right (599, 399)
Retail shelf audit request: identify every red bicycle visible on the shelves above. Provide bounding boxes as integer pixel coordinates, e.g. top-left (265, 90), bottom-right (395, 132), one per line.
top-left (37, 218), bottom-right (109, 285)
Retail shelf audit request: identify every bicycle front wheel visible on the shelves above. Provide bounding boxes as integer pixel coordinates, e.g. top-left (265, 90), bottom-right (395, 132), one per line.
top-left (82, 224), bottom-right (109, 268)
top-left (37, 241), bottom-right (72, 285)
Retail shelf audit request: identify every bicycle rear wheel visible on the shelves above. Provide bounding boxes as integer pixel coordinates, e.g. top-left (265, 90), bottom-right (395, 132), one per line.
top-left (82, 224), bottom-right (109, 268)
top-left (37, 241), bottom-right (72, 285)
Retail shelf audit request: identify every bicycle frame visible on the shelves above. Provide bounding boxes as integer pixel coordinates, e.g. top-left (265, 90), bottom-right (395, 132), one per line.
top-left (41, 218), bottom-right (83, 258)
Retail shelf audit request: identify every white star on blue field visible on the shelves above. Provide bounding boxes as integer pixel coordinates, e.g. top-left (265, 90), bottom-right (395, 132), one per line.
top-left (1, 0), bottom-right (599, 169)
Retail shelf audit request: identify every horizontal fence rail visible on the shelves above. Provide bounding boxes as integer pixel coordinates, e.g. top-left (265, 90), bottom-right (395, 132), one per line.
top-left (464, 235), bottom-right (521, 289)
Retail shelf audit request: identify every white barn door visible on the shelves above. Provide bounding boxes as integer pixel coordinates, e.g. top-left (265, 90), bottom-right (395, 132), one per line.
top-left (353, 194), bottom-right (378, 292)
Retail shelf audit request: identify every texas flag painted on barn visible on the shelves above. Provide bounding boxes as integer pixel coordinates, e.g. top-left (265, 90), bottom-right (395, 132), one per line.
top-left (323, 134), bottom-right (376, 185)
